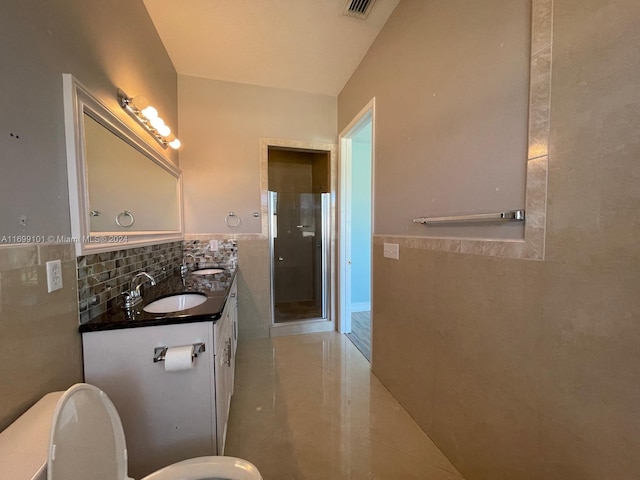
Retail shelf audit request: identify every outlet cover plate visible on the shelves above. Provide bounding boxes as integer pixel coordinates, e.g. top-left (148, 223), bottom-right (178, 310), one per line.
top-left (46, 259), bottom-right (63, 293)
top-left (383, 243), bottom-right (399, 260)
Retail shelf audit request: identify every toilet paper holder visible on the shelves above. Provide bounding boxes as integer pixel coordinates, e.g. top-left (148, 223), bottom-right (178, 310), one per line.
top-left (153, 342), bottom-right (205, 363)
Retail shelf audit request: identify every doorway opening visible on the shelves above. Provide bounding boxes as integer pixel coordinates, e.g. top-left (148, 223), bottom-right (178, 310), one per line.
top-left (339, 99), bottom-right (374, 361)
top-left (268, 147), bottom-right (331, 330)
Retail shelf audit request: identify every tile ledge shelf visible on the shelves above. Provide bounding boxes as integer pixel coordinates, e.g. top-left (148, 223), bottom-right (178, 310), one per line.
top-left (374, 235), bottom-right (542, 261)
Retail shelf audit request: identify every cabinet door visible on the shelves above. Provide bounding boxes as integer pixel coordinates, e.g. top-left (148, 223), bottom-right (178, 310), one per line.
top-left (230, 278), bottom-right (238, 392)
top-left (82, 322), bottom-right (216, 479)
top-left (214, 309), bottom-right (233, 454)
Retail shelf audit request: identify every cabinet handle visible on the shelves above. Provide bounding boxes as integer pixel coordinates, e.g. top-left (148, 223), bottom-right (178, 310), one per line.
top-left (225, 338), bottom-right (232, 367)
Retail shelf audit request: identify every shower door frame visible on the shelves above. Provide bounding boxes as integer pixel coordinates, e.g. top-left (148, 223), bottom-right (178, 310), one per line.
top-left (261, 138), bottom-right (337, 338)
top-left (268, 191), bottom-right (330, 327)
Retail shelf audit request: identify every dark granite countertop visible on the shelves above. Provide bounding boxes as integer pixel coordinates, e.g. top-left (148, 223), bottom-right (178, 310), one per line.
top-left (79, 268), bottom-right (237, 333)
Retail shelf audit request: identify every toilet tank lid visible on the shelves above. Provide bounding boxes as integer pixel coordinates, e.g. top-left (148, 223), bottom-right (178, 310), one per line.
top-left (0, 391), bottom-right (64, 480)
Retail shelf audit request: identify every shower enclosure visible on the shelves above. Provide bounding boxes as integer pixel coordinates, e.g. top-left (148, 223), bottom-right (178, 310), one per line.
top-left (269, 191), bottom-right (330, 324)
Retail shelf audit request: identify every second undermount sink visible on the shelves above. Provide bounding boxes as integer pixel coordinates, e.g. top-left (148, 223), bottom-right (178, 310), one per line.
top-left (191, 268), bottom-right (225, 276)
top-left (143, 293), bottom-right (208, 313)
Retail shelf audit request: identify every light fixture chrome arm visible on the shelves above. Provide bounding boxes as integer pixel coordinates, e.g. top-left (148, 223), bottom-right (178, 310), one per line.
top-left (116, 88), bottom-right (181, 150)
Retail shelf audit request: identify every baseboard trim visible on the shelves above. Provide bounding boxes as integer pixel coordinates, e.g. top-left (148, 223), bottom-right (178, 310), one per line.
top-left (350, 302), bottom-right (371, 313)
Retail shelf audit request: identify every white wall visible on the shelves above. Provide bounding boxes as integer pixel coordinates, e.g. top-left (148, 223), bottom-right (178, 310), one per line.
top-left (178, 75), bottom-right (337, 234)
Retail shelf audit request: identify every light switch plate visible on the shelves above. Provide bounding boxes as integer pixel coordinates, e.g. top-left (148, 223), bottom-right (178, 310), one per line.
top-left (46, 259), bottom-right (63, 293)
top-left (383, 243), bottom-right (399, 260)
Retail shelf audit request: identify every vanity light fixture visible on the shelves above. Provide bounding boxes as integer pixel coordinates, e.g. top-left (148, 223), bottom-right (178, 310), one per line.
top-left (117, 88), bottom-right (181, 149)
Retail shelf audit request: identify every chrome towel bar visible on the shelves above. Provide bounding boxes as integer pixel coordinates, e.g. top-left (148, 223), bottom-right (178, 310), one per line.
top-left (412, 209), bottom-right (525, 225)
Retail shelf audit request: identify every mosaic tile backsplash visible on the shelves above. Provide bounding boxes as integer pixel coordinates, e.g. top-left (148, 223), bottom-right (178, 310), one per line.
top-left (77, 242), bottom-right (182, 323)
top-left (77, 239), bottom-right (239, 324)
top-left (182, 238), bottom-right (238, 270)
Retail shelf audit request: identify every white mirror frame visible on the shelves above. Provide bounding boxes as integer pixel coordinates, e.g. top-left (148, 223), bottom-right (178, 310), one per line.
top-left (63, 74), bottom-right (183, 255)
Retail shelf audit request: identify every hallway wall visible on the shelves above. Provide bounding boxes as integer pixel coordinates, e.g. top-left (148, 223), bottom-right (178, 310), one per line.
top-left (338, 0), bottom-right (640, 478)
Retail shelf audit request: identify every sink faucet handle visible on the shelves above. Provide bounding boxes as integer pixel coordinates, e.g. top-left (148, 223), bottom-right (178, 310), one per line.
top-left (183, 253), bottom-right (196, 263)
top-left (181, 253), bottom-right (197, 276)
top-left (129, 272), bottom-right (157, 299)
top-left (120, 291), bottom-right (134, 309)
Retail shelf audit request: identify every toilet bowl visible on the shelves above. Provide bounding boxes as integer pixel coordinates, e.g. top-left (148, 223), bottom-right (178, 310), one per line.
top-left (47, 383), bottom-right (262, 480)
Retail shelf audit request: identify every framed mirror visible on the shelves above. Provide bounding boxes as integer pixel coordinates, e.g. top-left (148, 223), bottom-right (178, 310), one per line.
top-left (63, 74), bottom-right (183, 255)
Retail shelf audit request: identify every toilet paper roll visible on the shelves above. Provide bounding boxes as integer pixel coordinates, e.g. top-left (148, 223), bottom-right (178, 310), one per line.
top-left (164, 345), bottom-right (195, 372)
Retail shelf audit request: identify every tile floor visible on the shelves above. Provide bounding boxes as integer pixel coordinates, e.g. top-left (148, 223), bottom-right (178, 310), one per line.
top-left (225, 332), bottom-right (464, 480)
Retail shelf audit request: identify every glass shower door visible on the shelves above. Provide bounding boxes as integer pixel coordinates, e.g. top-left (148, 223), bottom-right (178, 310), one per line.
top-left (269, 191), bottom-right (329, 324)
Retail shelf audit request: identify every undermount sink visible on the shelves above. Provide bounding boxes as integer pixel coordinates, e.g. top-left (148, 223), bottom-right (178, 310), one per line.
top-left (191, 268), bottom-right (225, 276)
top-left (143, 293), bottom-right (208, 313)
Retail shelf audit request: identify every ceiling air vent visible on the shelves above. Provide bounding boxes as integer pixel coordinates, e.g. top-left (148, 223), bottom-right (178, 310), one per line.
top-left (342, 0), bottom-right (377, 19)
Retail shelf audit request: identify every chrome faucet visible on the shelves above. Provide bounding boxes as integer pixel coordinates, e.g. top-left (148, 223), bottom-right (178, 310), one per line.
top-left (123, 272), bottom-right (156, 309)
top-left (181, 253), bottom-right (197, 276)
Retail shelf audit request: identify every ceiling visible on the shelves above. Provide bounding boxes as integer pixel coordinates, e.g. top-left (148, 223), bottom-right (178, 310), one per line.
top-left (143, 0), bottom-right (400, 96)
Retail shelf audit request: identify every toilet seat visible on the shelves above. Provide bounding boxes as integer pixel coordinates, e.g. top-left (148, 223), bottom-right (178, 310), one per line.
top-left (47, 383), bottom-right (261, 480)
top-left (48, 383), bottom-right (128, 480)
top-left (140, 457), bottom-right (263, 480)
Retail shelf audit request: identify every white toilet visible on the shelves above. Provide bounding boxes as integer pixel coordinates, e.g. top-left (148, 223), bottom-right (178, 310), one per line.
top-left (4, 383), bottom-right (261, 480)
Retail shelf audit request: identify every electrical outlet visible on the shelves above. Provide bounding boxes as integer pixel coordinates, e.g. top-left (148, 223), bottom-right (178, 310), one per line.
top-left (209, 239), bottom-right (219, 252)
top-left (383, 243), bottom-right (399, 260)
top-left (46, 259), bottom-right (63, 293)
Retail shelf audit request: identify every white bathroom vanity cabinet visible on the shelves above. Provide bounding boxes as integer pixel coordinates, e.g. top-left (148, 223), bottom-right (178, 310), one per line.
top-left (82, 278), bottom-right (238, 479)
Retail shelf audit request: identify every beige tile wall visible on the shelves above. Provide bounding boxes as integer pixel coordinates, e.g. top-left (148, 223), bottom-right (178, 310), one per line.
top-left (236, 237), bottom-right (272, 340)
top-left (372, 245), bottom-right (640, 478)
top-left (0, 244), bottom-right (82, 430)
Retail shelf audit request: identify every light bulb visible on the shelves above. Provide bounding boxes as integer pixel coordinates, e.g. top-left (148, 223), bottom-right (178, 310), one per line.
top-left (157, 124), bottom-right (171, 137)
top-left (141, 105), bottom-right (158, 120)
top-left (150, 116), bottom-right (165, 130)
top-left (169, 138), bottom-right (181, 149)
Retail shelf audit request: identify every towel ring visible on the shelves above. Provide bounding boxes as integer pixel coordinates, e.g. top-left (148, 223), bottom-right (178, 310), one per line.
top-left (115, 210), bottom-right (135, 228)
top-left (225, 212), bottom-right (241, 228)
